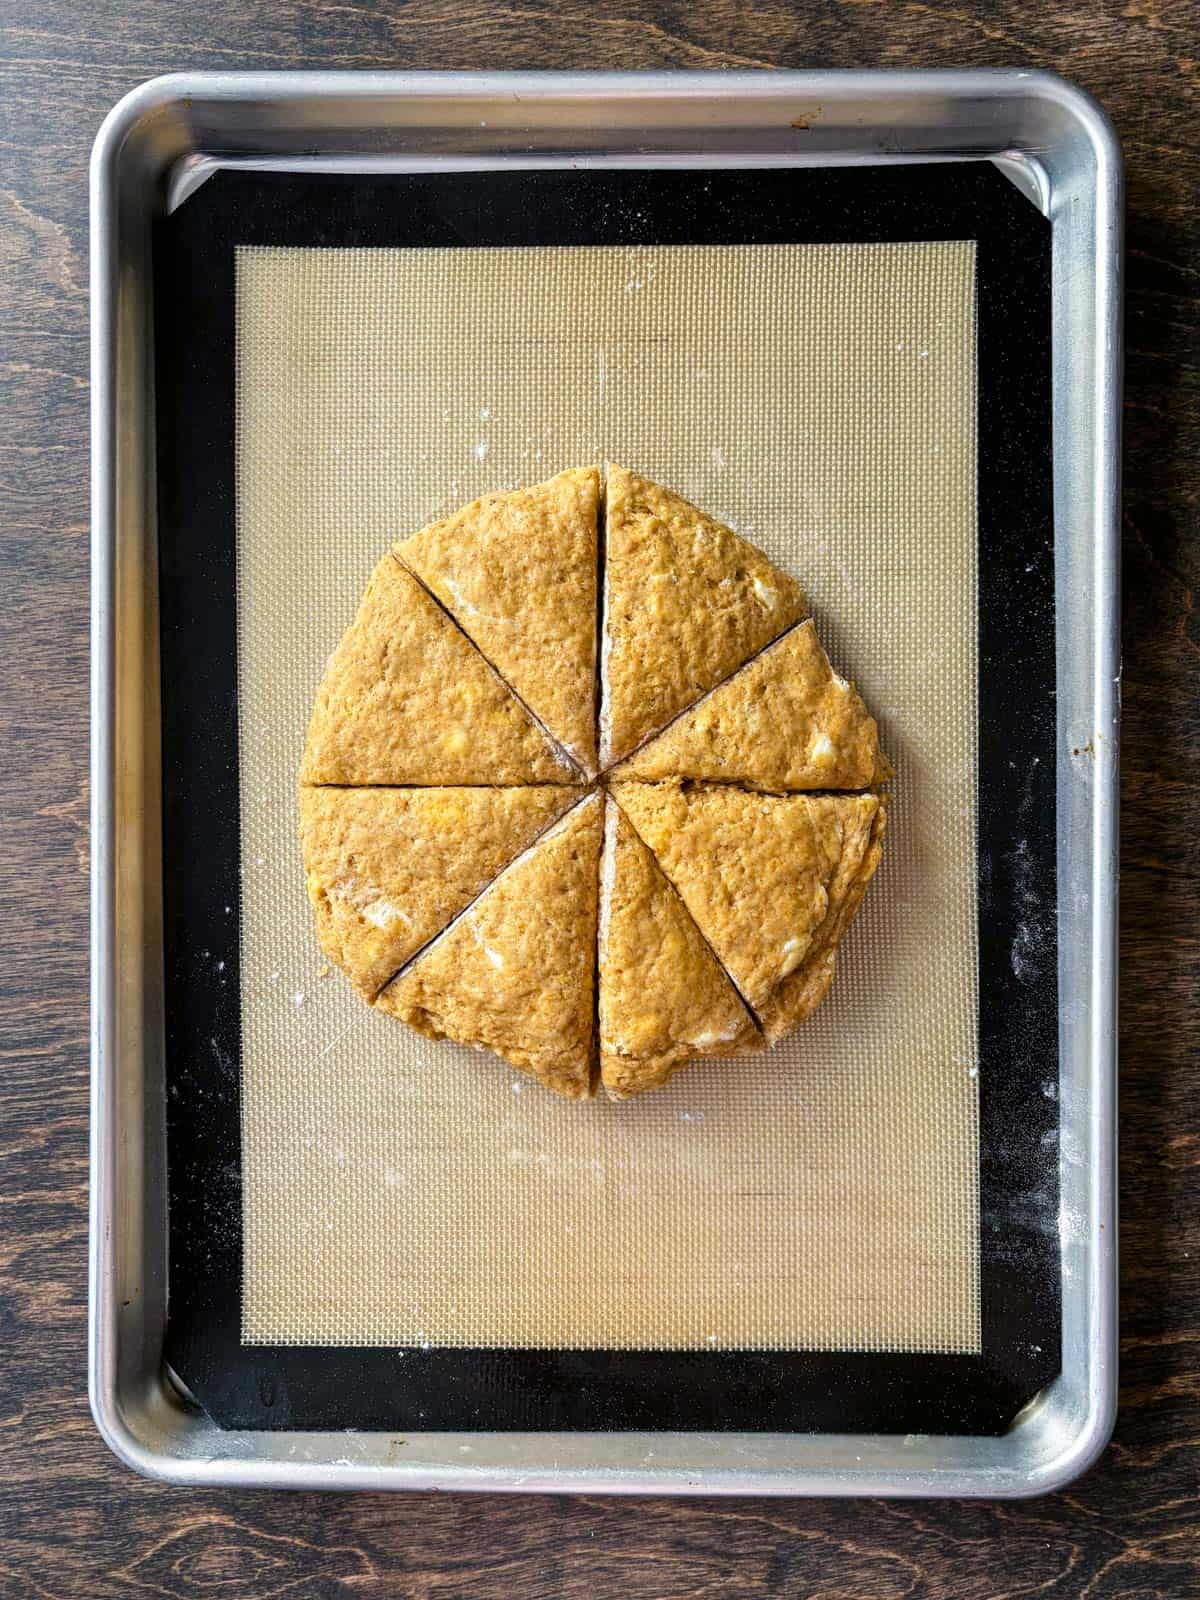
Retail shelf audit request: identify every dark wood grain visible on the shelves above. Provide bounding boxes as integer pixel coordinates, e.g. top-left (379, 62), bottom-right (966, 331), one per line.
top-left (1, 2), bottom-right (1196, 1594)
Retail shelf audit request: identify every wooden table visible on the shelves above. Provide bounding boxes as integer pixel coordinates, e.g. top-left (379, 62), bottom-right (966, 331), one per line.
top-left (2, 3), bottom-right (1196, 1594)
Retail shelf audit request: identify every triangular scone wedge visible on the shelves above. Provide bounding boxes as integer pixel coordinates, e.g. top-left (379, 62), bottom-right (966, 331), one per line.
top-left (756, 799), bottom-right (886, 1040)
top-left (300, 555), bottom-right (575, 785)
top-left (614, 619), bottom-right (886, 791)
top-left (396, 468), bottom-right (600, 775)
top-left (299, 785), bottom-right (577, 999)
top-left (600, 466), bottom-right (807, 767)
top-left (611, 781), bottom-right (885, 1042)
top-left (599, 799), bottom-right (761, 1100)
top-left (376, 793), bottom-right (603, 1098)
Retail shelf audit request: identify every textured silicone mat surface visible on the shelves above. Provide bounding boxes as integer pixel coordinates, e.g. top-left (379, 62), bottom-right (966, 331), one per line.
top-left (236, 238), bottom-right (981, 1354)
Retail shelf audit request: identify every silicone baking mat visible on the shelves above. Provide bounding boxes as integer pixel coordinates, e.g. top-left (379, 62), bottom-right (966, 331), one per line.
top-left (155, 167), bottom-right (1059, 1432)
top-left (238, 237), bottom-right (979, 1353)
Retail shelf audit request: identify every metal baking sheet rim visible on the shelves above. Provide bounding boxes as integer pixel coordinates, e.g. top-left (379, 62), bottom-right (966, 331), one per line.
top-left (89, 69), bottom-right (1121, 1497)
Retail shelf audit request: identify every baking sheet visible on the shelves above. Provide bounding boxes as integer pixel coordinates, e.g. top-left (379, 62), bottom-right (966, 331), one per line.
top-left (92, 67), bottom-right (1113, 1484)
top-left (236, 236), bottom-right (981, 1354)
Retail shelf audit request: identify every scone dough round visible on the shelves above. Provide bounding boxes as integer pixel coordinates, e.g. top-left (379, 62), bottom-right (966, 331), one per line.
top-left (301, 466), bottom-right (889, 1098)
